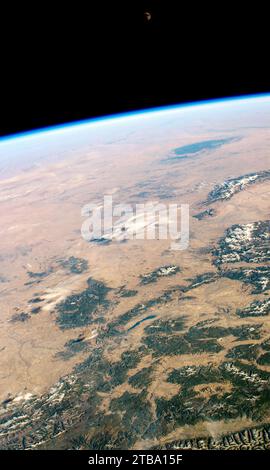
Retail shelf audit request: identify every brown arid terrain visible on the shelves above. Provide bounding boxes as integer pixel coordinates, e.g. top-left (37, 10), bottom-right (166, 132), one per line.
top-left (0, 96), bottom-right (269, 449)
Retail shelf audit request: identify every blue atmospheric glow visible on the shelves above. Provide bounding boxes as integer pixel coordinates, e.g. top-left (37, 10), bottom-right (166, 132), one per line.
top-left (0, 92), bottom-right (270, 144)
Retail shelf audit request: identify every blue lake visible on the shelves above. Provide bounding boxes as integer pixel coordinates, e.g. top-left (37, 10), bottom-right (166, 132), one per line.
top-left (128, 315), bottom-right (157, 331)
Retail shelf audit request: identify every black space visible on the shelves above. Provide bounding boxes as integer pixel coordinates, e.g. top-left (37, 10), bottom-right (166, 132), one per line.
top-left (0, 1), bottom-right (269, 137)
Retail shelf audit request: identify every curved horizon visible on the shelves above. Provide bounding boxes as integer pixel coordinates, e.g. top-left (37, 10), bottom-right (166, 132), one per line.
top-left (0, 92), bottom-right (270, 143)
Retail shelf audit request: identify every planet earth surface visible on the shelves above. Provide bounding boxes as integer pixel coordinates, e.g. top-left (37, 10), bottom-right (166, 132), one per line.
top-left (0, 95), bottom-right (270, 450)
